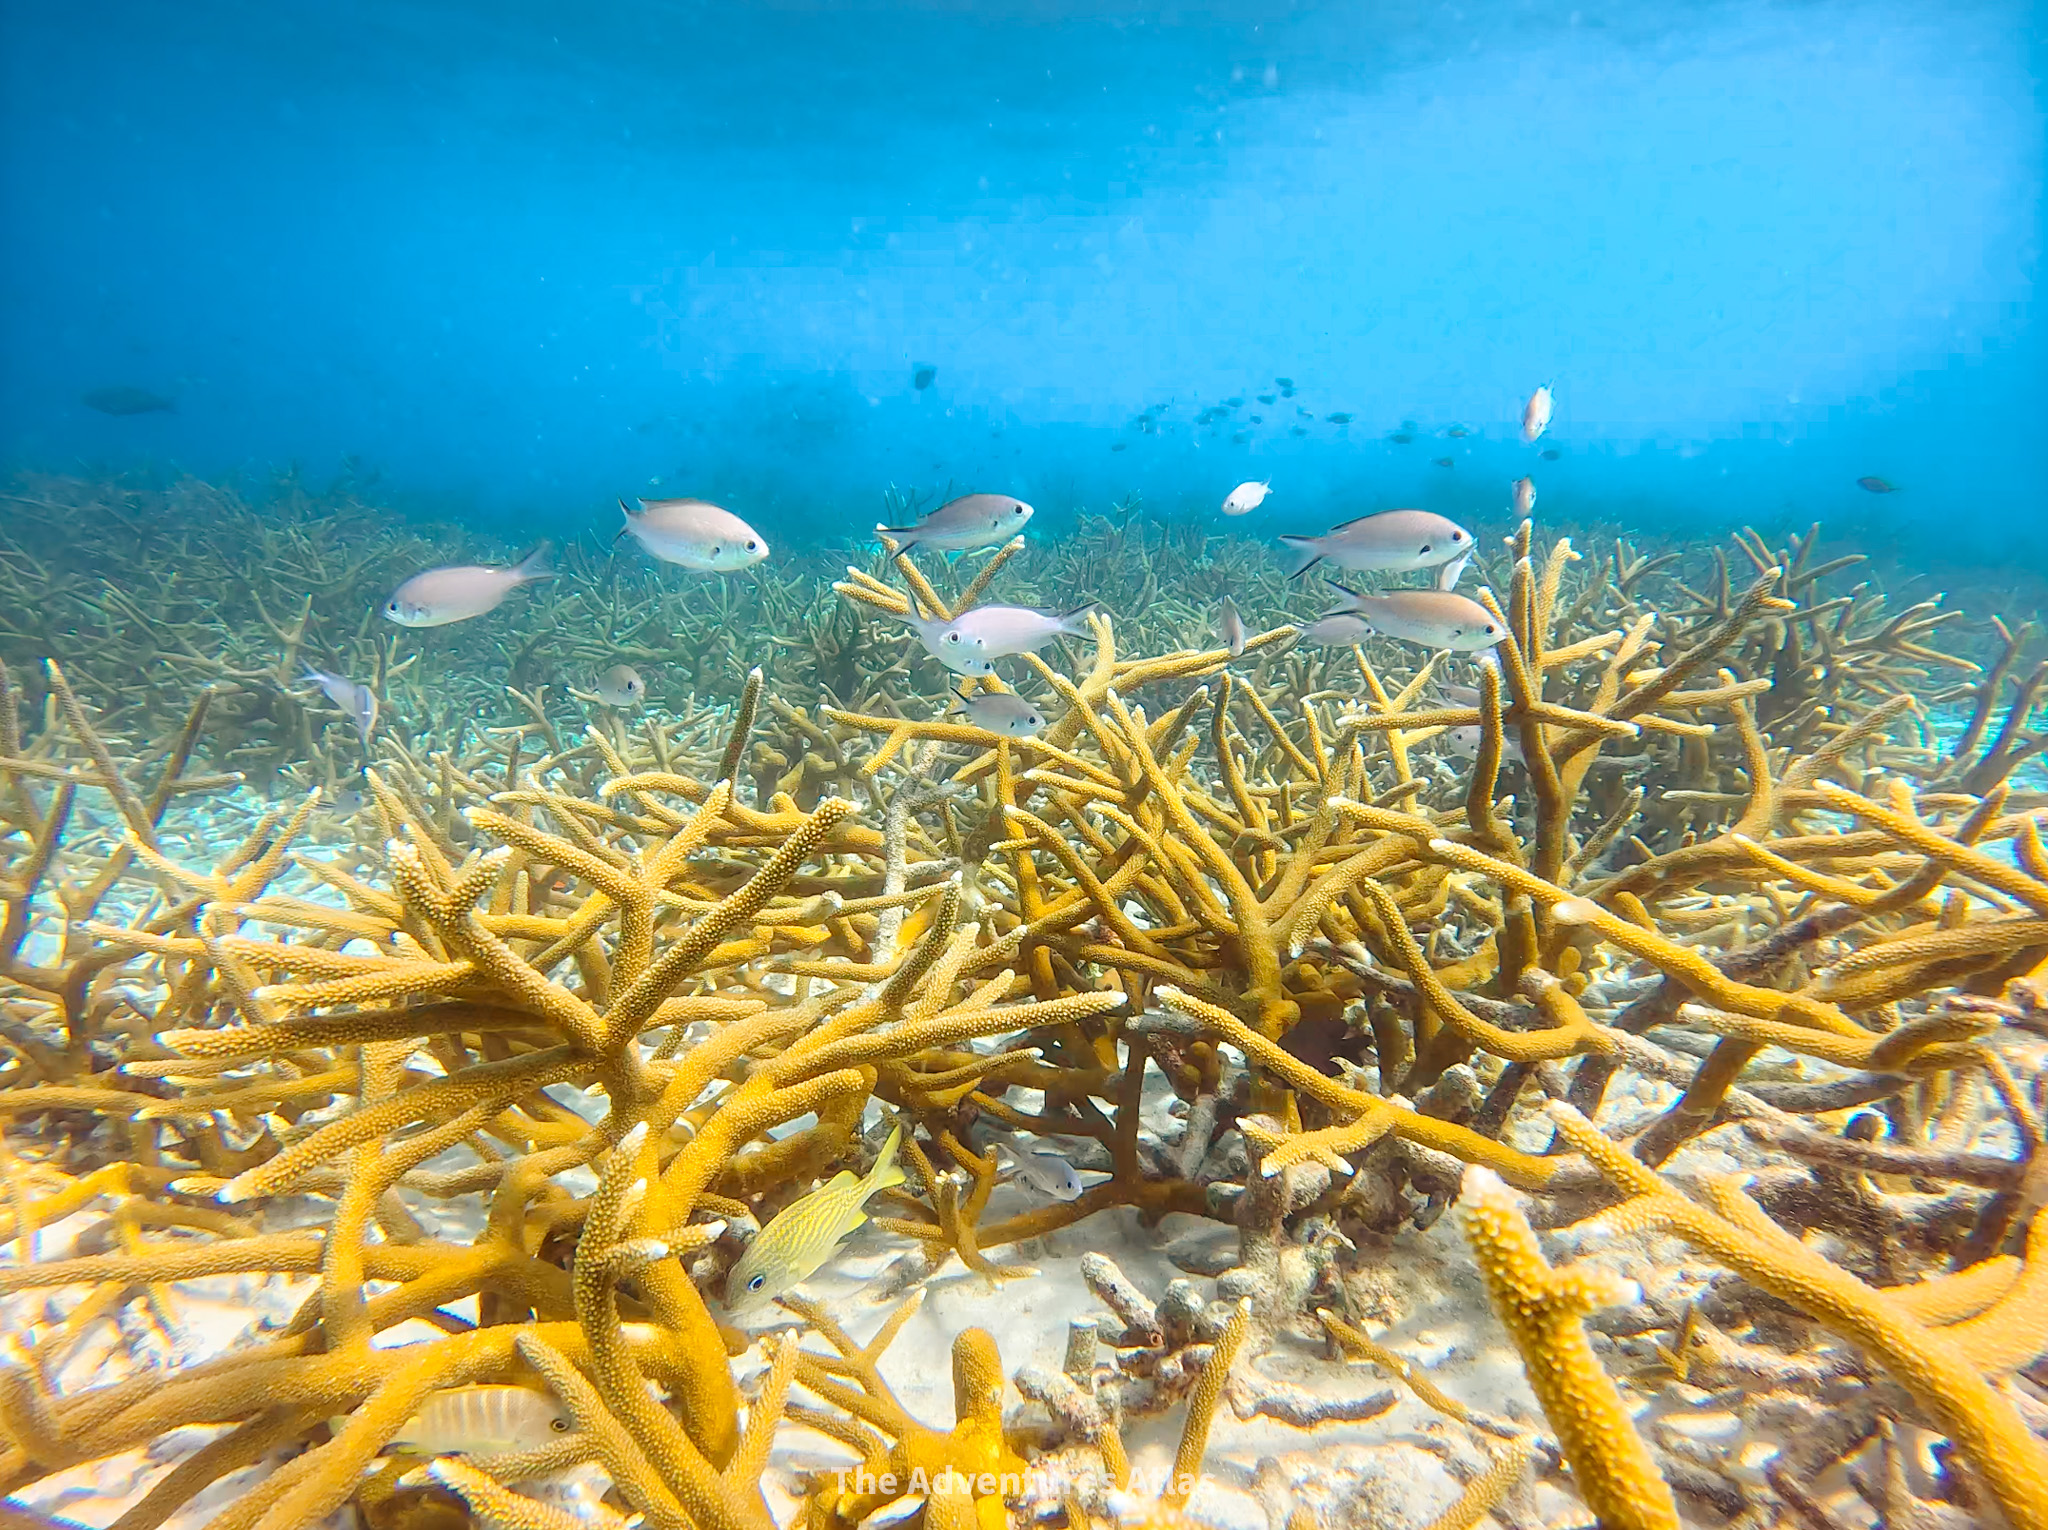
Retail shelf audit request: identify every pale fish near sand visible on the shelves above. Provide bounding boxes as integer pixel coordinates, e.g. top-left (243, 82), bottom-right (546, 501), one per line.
top-left (1511, 475), bottom-right (1536, 517)
top-left (877, 491), bottom-right (1034, 553)
top-left (997, 1139), bottom-right (1083, 1201)
top-left (616, 497), bottom-right (769, 571)
top-left (1220, 479), bottom-right (1271, 516)
top-left (303, 669), bottom-right (377, 744)
top-left (724, 1125), bottom-right (906, 1319)
top-left (1319, 588), bottom-right (1505, 652)
top-left (948, 686), bottom-right (1048, 738)
top-left (381, 1384), bottom-right (572, 1459)
top-left (1216, 596), bottom-right (1246, 657)
top-left (383, 548), bottom-right (552, 627)
top-left (1277, 509), bottom-right (1474, 590)
top-left (593, 664), bottom-right (646, 707)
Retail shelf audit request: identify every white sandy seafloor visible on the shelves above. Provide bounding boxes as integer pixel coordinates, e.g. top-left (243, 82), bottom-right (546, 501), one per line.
top-left (4, 709), bottom-right (2043, 1529)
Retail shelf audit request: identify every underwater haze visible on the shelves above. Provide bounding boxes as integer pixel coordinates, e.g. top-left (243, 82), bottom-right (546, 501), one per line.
top-left (1, 0), bottom-right (2042, 555)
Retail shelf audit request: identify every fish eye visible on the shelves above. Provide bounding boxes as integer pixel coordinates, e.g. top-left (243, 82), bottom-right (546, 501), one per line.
top-left (1452, 529), bottom-right (1467, 541)
top-left (550, 1417), bottom-right (569, 1432)
top-left (747, 1274), bottom-right (766, 1291)
top-left (1420, 544), bottom-right (1432, 553)
top-left (746, 539), bottom-right (760, 551)
top-left (711, 545), bottom-right (722, 555)
top-left (945, 632), bottom-right (961, 644)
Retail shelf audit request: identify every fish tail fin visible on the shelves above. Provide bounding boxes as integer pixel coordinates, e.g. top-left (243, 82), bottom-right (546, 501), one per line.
top-left (513, 544), bottom-right (554, 581)
top-left (875, 524), bottom-right (919, 552)
top-left (865, 1124), bottom-right (906, 1195)
top-left (1323, 582), bottom-right (1367, 615)
top-left (1057, 604), bottom-right (1103, 636)
top-left (614, 499), bottom-right (639, 543)
top-left (1435, 551), bottom-right (1473, 592)
top-left (1277, 536), bottom-right (1323, 579)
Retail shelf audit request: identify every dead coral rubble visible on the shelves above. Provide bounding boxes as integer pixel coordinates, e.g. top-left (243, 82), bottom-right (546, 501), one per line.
top-left (0, 504), bottom-right (2046, 1530)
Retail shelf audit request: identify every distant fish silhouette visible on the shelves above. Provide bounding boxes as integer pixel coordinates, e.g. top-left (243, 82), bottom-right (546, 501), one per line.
top-left (1110, 441), bottom-right (1128, 452)
top-left (1856, 476), bottom-right (1898, 494)
top-left (1386, 430), bottom-right (1414, 444)
top-left (1432, 456), bottom-right (1454, 468)
top-left (1275, 377), bottom-right (1294, 388)
top-left (82, 385), bottom-right (175, 416)
top-left (1539, 448), bottom-right (1561, 461)
top-left (1257, 393), bottom-right (1276, 405)
top-left (1444, 424), bottom-right (1473, 438)
top-left (912, 364), bottom-right (937, 391)
top-left (1327, 412), bottom-right (1354, 425)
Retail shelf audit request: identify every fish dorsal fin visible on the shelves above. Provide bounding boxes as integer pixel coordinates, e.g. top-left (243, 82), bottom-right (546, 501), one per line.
top-left (1321, 511), bottom-right (1396, 535)
top-left (821, 1169), bottom-right (860, 1195)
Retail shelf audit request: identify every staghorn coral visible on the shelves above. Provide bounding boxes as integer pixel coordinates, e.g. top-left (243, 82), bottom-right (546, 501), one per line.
top-left (3, 486), bottom-right (2048, 1529)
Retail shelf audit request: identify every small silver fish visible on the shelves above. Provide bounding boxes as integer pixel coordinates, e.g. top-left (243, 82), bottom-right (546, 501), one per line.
top-left (385, 1385), bottom-right (571, 1457)
top-left (1298, 613), bottom-right (1374, 648)
top-left (1321, 589), bottom-right (1505, 652)
top-left (1221, 480), bottom-right (1271, 516)
top-left (1277, 510), bottom-right (1474, 581)
top-left (594, 664), bottom-right (645, 708)
top-left (384, 549), bottom-right (552, 627)
top-left (949, 687), bottom-right (1048, 738)
top-left (1521, 385), bottom-right (1553, 444)
top-left (1217, 597), bottom-right (1246, 657)
top-left (725, 1125), bottom-right (905, 1319)
top-left (617, 498), bottom-right (769, 571)
top-left (908, 604), bottom-right (1096, 669)
top-left (304, 669), bottom-right (377, 745)
top-left (330, 785), bottom-right (367, 818)
top-left (999, 1140), bottom-right (1083, 1201)
top-left (877, 492), bottom-right (1034, 553)
top-left (1433, 688), bottom-right (1522, 762)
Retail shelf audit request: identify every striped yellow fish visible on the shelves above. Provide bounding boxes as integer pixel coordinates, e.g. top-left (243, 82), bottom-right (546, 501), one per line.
top-left (385, 1384), bottom-right (571, 1457)
top-left (724, 1125), bottom-right (905, 1319)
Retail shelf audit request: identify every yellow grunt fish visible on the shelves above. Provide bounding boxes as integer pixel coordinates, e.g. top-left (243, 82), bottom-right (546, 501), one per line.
top-left (724, 1125), bottom-right (905, 1319)
top-left (382, 1385), bottom-right (572, 1458)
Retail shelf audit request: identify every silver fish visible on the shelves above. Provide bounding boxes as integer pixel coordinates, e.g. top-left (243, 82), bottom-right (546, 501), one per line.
top-left (1220, 480), bottom-right (1271, 516)
top-left (1217, 597), bottom-right (1246, 658)
top-left (1298, 613), bottom-right (1374, 648)
top-left (617, 498), bottom-right (768, 572)
top-left (385, 1385), bottom-right (571, 1457)
top-left (907, 604), bottom-right (1096, 669)
top-left (1433, 689), bottom-right (1521, 762)
top-left (304, 670), bottom-right (377, 745)
top-left (1521, 385), bottom-right (1553, 444)
top-left (877, 492), bottom-right (1034, 553)
top-left (384, 548), bottom-right (552, 628)
top-left (949, 687), bottom-right (1048, 738)
top-left (999, 1140), bottom-right (1083, 1201)
top-left (594, 664), bottom-right (645, 708)
top-left (1510, 476), bottom-right (1536, 518)
top-left (1277, 510), bottom-right (1474, 581)
top-left (725, 1126), bottom-right (905, 1319)
top-left (1322, 589), bottom-right (1504, 652)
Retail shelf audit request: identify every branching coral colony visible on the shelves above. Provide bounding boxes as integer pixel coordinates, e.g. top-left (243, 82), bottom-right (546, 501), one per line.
top-left (2, 486), bottom-right (2048, 1530)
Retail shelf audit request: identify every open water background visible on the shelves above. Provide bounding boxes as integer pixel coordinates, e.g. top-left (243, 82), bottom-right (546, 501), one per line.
top-left (0, 0), bottom-right (2041, 568)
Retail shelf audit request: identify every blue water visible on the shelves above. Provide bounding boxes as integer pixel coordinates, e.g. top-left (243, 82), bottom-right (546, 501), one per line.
top-left (1, 0), bottom-right (2041, 559)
